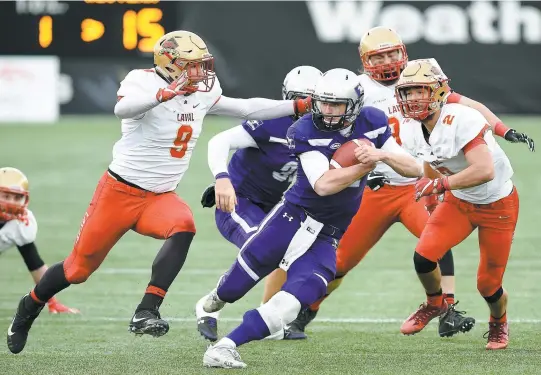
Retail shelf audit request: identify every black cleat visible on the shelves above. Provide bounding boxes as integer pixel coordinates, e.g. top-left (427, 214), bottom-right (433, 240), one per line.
top-left (283, 308), bottom-right (318, 340)
top-left (7, 294), bottom-right (44, 354)
top-left (439, 301), bottom-right (476, 338)
top-left (197, 316), bottom-right (218, 342)
top-left (129, 309), bottom-right (169, 337)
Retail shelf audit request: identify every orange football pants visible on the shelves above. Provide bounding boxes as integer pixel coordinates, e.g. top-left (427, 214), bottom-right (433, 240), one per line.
top-left (416, 187), bottom-right (519, 297)
top-left (336, 184), bottom-right (428, 276)
top-left (63, 172), bottom-right (196, 284)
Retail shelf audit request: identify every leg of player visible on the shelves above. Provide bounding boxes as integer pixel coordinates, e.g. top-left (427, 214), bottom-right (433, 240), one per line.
top-left (7, 173), bottom-right (136, 354)
top-left (203, 235), bottom-right (335, 369)
top-left (401, 199), bottom-right (474, 335)
top-left (476, 188), bottom-right (518, 350)
top-left (17, 243), bottom-right (79, 314)
top-left (196, 196), bottom-right (267, 342)
top-left (399, 192), bottom-right (476, 337)
top-left (438, 249), bottom-right (475, 337)
top-left (286, 188), bottom-right (394, 340)
top-left (131, 193), bottom-right (197, 337)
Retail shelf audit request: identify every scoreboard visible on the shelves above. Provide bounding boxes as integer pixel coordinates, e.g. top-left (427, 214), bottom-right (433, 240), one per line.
top-left (0, 0), bottom-right (178, 57)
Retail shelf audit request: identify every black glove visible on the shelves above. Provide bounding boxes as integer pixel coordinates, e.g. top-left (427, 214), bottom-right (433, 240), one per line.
top-left (504, 129), bottom-right (535, 152)
top-left (200, 183), bottom-right (216, 208)
top-left (366, 171), bottom-right (389, 191)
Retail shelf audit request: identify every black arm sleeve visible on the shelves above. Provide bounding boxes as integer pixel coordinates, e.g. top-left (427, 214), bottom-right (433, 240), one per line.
top-left (17, 242), bottom-right (45, 272)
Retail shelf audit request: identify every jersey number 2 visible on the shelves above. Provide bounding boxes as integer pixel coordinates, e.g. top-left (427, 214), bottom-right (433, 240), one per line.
top-left (170, 125), bottom-right (193, 159)
top-left (388, 116), bottom-right (402, 145)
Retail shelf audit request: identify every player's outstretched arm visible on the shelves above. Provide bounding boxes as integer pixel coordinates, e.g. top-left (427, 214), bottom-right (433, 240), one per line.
top-left (208, 96), bottom-right (311, 120)
top-left (300, 151), bottom-right (375, 196)
top-left (355, 138), bottom-right (422, 178)
top-left (454, 94), bottom-right (534, 151)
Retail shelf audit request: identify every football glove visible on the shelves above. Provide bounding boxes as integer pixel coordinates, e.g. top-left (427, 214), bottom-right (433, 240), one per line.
top-left (415, 177), bottom-right (449, 201)
top-left (504, 129), bottom-right (535, 152)
top-left (201, 183), bottom-right (216, 208)
top-left (366, 171), bottom-right (389, 191)
top-left (156, 71), bottom-right (197, 103)
top-left (294, 96), bottom-right (312, 116)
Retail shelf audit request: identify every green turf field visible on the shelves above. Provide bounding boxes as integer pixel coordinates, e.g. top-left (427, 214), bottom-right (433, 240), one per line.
top-left (0, 115), bottom-right (540, 374)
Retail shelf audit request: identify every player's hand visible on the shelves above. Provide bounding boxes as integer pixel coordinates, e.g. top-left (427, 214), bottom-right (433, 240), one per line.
top-left (414, 177), bottom-right (449, 201)
top-left (294, 96), bottom-right (312, 116)
top-left (201, 183), bottom-right (216, 208)
top-left (354, 142), bottom-right (382, 164)
top-left (47, 297), bottom-right (80, 314)
top-left (504, 129), bottom-right (535, 152)
top-left (215, 177), bottom-right (237, 213)
top-left (366, 171), bottom-right (389, 191)
top-left (156, 71), bottom-right (197, 103)
top-left (423, 194), bottom-right (439, 215)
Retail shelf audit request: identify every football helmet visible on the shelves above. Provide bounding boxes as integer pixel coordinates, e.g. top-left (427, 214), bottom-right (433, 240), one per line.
top-left (312, 68), bottom-right (364, 132)
top-left (359, 26), bottom-right (408, 82)
top-left (282, 66), bottom-right (323, 100)
top-left (0, 167), bottom-right (29, 222)
top-left (153, 30), bottom-right (216, 92)
top-left (395, 58), bottom-right (451, 121)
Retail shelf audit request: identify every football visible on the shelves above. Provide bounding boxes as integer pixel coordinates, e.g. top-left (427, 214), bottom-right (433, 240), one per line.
top-left (330, 138), bottom-right (374, 169)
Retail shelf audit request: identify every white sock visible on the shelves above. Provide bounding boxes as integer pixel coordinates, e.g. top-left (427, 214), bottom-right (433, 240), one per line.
top-left (216, 337), bottom-right (236, 348)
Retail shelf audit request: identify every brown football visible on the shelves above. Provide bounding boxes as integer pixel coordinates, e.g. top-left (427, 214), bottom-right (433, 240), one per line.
top-left (330, 138), bottom-right (373, 169)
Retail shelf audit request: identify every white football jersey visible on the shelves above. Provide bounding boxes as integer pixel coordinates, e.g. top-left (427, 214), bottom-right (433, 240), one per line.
top-left (401, 104), bottom-right (514, 204)
top-left (0, 209), bottom-right (38, 254)
top-left (359, 74), bottom-right (419, 185)
top-left (109, 69), bottom-right (223, 193)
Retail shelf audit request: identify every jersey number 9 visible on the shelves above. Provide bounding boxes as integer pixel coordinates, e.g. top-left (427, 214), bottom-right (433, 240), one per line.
top-left (171, 125), bottom-right (193, 158)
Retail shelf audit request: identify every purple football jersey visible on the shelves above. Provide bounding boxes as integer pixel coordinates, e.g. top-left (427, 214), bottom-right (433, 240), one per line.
top-left (284, 107), bottom-right (392, 231)
top-left (228, 116), bottom-right (297, 211)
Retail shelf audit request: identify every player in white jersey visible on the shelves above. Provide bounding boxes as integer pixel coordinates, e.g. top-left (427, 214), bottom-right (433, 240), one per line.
top-left (6, 30), bottom-right (312, 355)
top-left (397, 60), bottom-right (517, 350)
top-left (283, 26), bottom-right (533, 340)
top-left (0, 168), bottom-right (79, 315)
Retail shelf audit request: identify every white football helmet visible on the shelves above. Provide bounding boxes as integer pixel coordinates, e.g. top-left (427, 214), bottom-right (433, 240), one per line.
top-left (282, 66), bottom-right (323, 100)
top-left (312, 68), bottom-right (364, 131)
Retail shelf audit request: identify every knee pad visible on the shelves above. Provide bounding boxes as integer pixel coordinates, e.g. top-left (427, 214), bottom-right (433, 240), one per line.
top-left (478, 273), bottom-right (503, 301)
top-left (438, 250), bottom-right (454, 276)
top-left (414, 252), bottom-right (438, 274)
top-left (257, 291), bottom-right (301, 334)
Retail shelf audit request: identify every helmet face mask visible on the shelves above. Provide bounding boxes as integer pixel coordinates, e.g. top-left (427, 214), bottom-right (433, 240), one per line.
top-left (311, 68), bottom-right (364, 132)
top-left (395, 59), bottom-right (451, 121)
top-left (153, 31), bottom-right (216, 92)
top-left (359, 27), bottom-right (408, 82)
top-left (0, 167), bottom-right (29, 222)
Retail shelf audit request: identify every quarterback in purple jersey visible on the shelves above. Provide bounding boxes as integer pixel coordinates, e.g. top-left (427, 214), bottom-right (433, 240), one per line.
top-left (195, 66), bottom-right (323, 341)
top-left (200, 68), bottom-right (422, 369)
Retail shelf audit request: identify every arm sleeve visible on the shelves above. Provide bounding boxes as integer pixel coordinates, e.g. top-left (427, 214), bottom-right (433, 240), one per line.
top-left (114, 70), bottom-right (160, 120)
top-left (208, 95), bottom-right (295, 120)
top-left (208, 125), bottom-right (258, 177)
top-left (299, 151), bottom-right (330, 189)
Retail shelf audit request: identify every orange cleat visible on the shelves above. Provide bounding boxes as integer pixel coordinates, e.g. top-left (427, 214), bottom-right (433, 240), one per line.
top-left (401, 300), bottom-right (448, 335)
top-left (47, 297), bottom-right (80, 314)
top-left (484, 322), bottom-right (509, 350)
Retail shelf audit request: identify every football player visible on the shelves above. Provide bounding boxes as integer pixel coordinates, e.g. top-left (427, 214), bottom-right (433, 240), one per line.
top-left (283, 26), bottom-right (534, 340)
top-left (0, 168), bottom-right (78, 314)
top-left (200, 68), bottom-right (422, 368)
top-left (6, 30), bottom-right (312, 355)
top-left (397, 59), bottom-right (518, 350)
top-left (196, 66), bottom-right (323, 341)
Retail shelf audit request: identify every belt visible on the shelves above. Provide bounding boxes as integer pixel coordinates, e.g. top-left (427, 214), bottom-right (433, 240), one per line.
top-left (106, 169), bottom-right (161, 197)
top-left (285, 201), bottom-right (344, 239)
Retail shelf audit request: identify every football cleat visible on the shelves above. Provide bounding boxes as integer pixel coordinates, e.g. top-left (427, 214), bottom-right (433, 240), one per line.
top-left (438, 301), bottom-right (475, 337)
top-left (197, 317), bottom-right (218, 342)
top-left (401, 300), bottom-right (448, 335)
top-left (203, 344), bottom-right (247, 369)
top-left (47, 297), bottom-right (80, 314)
top-left (128, 309), bottom-right (169, 337)
top-left (195, 293), bottom-right (220, 342)
top-left (484, 322), bottom-right (509, 350)
top-left (283, 308), bottom-right (318, 340)
top-left (7, 294), bottom-right (44, 354)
